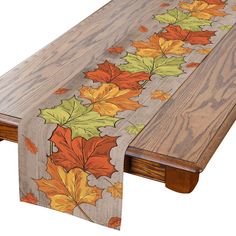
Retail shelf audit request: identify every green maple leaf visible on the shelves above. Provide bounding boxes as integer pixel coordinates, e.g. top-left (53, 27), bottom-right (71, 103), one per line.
top-left (125, 123), bottom-right (145, 135)
top-left (39, 96), bottom-right (120, 139)
top-left (119, 53), bottom-right (185, 77)
top-left (153, 8), bottom-right (211, 31)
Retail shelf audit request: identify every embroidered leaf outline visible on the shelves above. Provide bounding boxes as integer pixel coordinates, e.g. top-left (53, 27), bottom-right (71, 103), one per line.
top-left (179, 1), bottom-right (227, 20)
top-left (35, 159), bottom-right (103, 215)
top-left (125, 123), bottom-right (145, 135)
top-left (39, 96), bottom-right (120, 140)
top-left (49, 126), bottom-right (117, 178)
top-left (80, 83), bottom-right (143, 117)
top-left (153, 8), bottom-right (211, 31)
top-left (84, 60), bottom-right (150, 90)
top-left (159, 25), bottom-right (216, 45)
top-left (132, 33), bottom-right (192, 57)
top-left (24, 137), bottom-right (38, 154)
top-left (119, 53), bottom-right (185, 77)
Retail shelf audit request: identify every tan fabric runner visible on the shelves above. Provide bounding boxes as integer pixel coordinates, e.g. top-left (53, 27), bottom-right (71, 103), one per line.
top-left (18, 0), bottom-right (236, 230)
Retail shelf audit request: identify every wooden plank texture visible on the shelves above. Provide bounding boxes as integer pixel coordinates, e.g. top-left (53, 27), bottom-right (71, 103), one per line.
top-left (130, 25), bottom-right (236, 171)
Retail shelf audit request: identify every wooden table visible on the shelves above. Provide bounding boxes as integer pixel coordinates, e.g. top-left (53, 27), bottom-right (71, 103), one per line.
top-left (0, 0), bottom-right (235, 194)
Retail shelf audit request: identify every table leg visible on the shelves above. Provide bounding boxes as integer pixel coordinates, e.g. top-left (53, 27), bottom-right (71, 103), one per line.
top-left (165, 166), bottom-right (199, 193)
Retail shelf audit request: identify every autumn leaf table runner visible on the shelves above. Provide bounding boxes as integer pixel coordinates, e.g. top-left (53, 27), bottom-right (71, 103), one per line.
top-left (15, 0), bottom-right (236, 230)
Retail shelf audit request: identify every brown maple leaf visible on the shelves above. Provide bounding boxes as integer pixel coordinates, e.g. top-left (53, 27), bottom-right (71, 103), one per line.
top-left (159, 25), bottom-right (216, 45)
top-left (108, 47), bottom-right (124, 54)
top-left (80, 83), bottom-right (142, 116)
top-left (49, 126), bottom-right (117, 178)
top-left (21, 192), bottom-right (38, 205)
top-left (108, 217), bottom-right (121, 229)
top-left (84, 60), bottom-right (150, 90)
top-left (35, 159), bottom-right (103, 214)
top-left (132, 33), bottom-right (192, 57)
top-left (24, 137), bottom-right (38, 154)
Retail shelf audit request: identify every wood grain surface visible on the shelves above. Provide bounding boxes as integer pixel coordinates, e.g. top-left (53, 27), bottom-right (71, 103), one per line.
top-left (0, 0), bottom-right (167, 117)
top-left (130, 25), bottom-right (236, 171)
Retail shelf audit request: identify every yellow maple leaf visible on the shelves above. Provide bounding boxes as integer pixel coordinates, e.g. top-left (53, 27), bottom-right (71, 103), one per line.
top-left (132, 33), bottom-right (192, 58)
top-left (35, 159), bottom-right (103, 214)
top-left (197, 48), bottom-right (212, 54)
top-left (232, 6), bottom-right (236, 11)
top-left (179, 0), bottom-right (226, 20)
top-left (151, 90), bottom-right (171, 101)
top-left (107, 182), bottom-right (123, 199)
top-left (80, 83), bottom-right (143, 116)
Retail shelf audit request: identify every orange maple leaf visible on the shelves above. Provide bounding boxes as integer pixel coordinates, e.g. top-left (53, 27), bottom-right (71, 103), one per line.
top-left (139, 25), bottom-right (148, 32)
top-left (24, 137), bottom-right (38, 154)
top-left (107, 182), bottom-right (122, 199)
top-left (132, 33), bottom-right (192, 58)
top-left (53, 88), bottom-right (71, 94)
top-left (179, 0), bottom-right (227, 20)
top-left (21, 193), bottom-right (38, 205)
top-left (35, 158), bottom-right (103, 214)
top-left (197, 48), bottom-right (212, 54)
top-left (80, 83), bottom-right (142, 116)
top-left (151, 90), bottom-right (171, 101)
top-left (186, 62), bottom-right (200, 68)
top-left (160, 3), bottom-right (171, 7)
top-left (108, 217), bottom-right (121, 229)
top-left (108, 47), bottom-right (124, 54)
top-left (159, 25), bottom-right (215, 45)
top-left (203, 0), bottom-right (225, 5)
top-left (49, 126), bottom-right (117, 178)
top-left (84, 60), bottom-right (150, 90)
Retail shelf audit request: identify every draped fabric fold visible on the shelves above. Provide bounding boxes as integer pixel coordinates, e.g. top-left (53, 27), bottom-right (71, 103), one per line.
top-left (18, 0), bottom-right (236, 230)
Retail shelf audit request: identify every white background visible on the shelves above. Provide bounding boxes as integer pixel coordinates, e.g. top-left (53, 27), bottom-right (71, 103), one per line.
top-left (0, 1), bottom-right (235, 235)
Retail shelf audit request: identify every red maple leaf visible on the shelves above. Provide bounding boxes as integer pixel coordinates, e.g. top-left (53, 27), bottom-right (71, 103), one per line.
top-left (21, 193), bottom-right (38, 205)
top-left (159, 25), bottom-right (216, 45)
top-left (84, 60), bottom-right (150, 90)
top-left (49, 126), bottom-right (118, 178)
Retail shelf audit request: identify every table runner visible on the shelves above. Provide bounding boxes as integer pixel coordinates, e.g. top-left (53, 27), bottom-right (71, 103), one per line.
top-left (18, 0), bottom-right (236, 230)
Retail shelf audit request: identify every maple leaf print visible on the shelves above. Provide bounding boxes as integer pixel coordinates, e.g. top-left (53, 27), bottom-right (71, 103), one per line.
top-left (39, 96), bottom-right (120, 140)
top-left (84, 60), bottom-right (150, 90)
top-left (179, 0), bottom-right (227, 20)
top-left (119, 53), bottom-right (185, 77)
top-left (35, 158), bottom-right (103, 216)
top-left (80, 83), bottom-right (143, 117)
top-left (49, 126), bottom-right (117, 178)
top-left (159, 25), bottom-right (215, 45)
top-left (21, 193), bottom-right (38, 205)
top-left (151, 90), bottom-right (171, 101)
top-left (132, 33), bottom-right (192, 58)
top-left (154, 8), bottom-right (211, 31)
top-left (107, 182), bottom-right (122, 199)
top-left (24, 137), bottom-right (38, 154)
